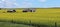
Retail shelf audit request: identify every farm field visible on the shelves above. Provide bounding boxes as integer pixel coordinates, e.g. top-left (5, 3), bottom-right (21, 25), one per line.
top-left (0, 8), bottom-right (60, 27)
top-left (0, 22), bottom-right (34, 27)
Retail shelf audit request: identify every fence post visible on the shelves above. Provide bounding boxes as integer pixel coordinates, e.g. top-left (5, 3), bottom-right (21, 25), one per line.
top-left (55, 22), bottom-right (57, 27)
top-left (29, 20), bottom-right (31, 25)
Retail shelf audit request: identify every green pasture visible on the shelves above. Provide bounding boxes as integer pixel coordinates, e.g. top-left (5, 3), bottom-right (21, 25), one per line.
top-left (0, 8), bottom-right (60, 27)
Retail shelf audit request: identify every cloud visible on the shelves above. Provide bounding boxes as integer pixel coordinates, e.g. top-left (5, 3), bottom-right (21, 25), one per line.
top-left (0, 0), bottom-right (19, 8)
top-left (20, 0), bottom-right (33, 8)
top-left (48, 6), bottom-right (60, 7)
top-left (0, 4), bottom-right (3, 8)
top-left (38, 0), bottom-right (47, 2)
top-left (13, 3), bottom-right (20, 7)
top-left (1, 0), bottom-right (5, 1)
top-left (0, 0), bottom-right (33, 8)
top-left (0, 1), bottom-right (2, 3)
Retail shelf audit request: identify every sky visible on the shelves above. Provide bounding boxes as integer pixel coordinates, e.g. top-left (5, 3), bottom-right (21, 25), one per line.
top-left (0, 0), bottom-right (60, 8)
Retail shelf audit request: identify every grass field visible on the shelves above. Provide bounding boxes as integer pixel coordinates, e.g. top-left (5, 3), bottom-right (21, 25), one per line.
top-left (0, 22), bottom-right (34, 27)
top-left (0, 8), bottom-right (60, 27)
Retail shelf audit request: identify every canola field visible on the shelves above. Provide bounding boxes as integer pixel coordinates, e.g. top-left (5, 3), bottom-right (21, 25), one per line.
top-left (0, 8), bottom-right (60, 27)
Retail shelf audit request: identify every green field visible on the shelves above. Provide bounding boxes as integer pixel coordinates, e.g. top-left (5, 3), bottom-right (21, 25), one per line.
top-left (0, 22), bottom-right (34, 27)
top-left (0, 8), bottom-right (60, 27)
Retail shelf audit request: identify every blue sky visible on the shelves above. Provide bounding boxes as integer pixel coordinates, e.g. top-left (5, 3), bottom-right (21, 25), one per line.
top-left (0, 0), bottom-right (60, 8)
